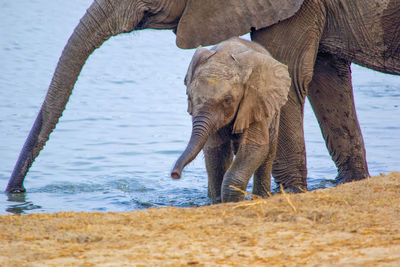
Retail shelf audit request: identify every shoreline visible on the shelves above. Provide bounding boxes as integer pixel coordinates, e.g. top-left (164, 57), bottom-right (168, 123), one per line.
top-left (1, 172), bottom-right (399, 266)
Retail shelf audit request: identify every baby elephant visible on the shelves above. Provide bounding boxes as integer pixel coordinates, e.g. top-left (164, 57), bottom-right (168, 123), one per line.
top-left (171, 37), bottom-right (291, 203)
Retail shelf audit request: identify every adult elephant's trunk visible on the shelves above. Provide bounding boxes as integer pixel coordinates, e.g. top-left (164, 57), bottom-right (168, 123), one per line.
top-left (6, 0), bottom-right (146, 193)
top-left (171, 115), bottom-right (213, 179)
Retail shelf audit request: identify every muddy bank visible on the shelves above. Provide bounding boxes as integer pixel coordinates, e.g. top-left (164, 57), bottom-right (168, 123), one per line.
top-left (1, 172), bottom-right (400, 266)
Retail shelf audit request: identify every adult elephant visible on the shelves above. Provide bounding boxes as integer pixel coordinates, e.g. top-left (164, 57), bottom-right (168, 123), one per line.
top-left (6, 0), bottom-right (400, 193)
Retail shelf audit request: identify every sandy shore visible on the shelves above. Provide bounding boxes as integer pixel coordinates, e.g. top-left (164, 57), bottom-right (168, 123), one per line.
top-left (1, 172), bottom-right (400, 266)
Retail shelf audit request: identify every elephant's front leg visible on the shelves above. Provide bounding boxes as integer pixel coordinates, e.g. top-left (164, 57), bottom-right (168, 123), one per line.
top-left (203, 132), bottom-right (233, 204)
top-left (221, 144), bottom-right (269, 202)
top-left (251, 0), bottom-right (326, 192)
top-left (272, 93), bottom-right (308, 192)
top-left (308, 52), bottom-right (369, 183)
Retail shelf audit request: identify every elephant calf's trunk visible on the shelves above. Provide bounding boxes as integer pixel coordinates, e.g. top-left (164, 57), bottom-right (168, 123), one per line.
top-left (171, 166), bottom-right (183, 179)
top-left (170, 135), bottom-right (205, 179)
top-left (171, 118), bottom-right (212, 179)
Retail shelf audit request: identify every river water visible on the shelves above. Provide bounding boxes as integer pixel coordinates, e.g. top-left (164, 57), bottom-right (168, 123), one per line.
top-left (0, 1), bottom-right (399, 214)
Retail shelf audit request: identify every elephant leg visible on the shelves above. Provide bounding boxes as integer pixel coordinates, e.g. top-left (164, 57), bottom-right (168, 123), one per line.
top-left (272, 94), bottom-right (307, 192)
top-left (203, 135), bottom-right (233, 204)
top-left (252, 115), bottom-right (280, 197)
top-left (308, 52), bottom-right (369, 183)
top-left (251, 0), bottom-right (326, 192)
top-left (252, 157), bottom-right (272, 198)
top-left (221, 144), bottom-right (269, 202)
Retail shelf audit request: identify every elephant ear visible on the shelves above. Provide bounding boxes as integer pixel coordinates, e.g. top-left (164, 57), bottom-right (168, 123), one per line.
top-left (233, 50), bottom-right (291, 134)
top-left (176, 0), bottom-right (304, 49)
top-left (185, 47), bottom-right (216, 115)
top-left (185, 47), bottom-right (216, 86)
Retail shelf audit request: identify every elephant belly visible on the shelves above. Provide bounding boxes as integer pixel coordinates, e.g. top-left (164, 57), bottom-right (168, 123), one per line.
top-left (319, 0), bottom-right (400, 75)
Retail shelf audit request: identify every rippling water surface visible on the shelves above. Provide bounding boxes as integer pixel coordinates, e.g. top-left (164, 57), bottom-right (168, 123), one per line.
top-left (0, 1), bottom-right (399, 214)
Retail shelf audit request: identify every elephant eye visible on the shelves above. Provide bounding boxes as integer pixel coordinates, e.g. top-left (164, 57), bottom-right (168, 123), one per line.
top-left (187, 98), bottom-right (193, 115)
top-left (223, 95), bottom-right (233, 105)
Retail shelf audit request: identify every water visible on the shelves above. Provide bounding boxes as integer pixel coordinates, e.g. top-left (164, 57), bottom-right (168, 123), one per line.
top-left (0, 1), bottom-right (399, 214)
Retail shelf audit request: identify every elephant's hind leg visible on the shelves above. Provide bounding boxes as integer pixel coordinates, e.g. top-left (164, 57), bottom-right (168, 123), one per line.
top-left (252, 156), bottom-right (273, 198)
top-left (252, 114), bottom-right (280, 197)
top-left (308, 52), bottom-right (370, 183)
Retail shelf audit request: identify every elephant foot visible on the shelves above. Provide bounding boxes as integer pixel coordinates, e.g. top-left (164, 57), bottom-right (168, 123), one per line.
top-left (221, 184), bottom-right (246, 203)
top-left (211, 196), bottom-right (222, 204)
top-left (251, 190), bottom-right (270, 199)
top-left (336, 169), bottom-right (370, 185)
top-left (277, 184), bottom-right (306, 194)
top-left (207, 188), bottom-right (222, 204)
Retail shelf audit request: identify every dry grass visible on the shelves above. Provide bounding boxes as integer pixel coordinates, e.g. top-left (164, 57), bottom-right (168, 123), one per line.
top-left (1, 172), bottom-right (400, 266)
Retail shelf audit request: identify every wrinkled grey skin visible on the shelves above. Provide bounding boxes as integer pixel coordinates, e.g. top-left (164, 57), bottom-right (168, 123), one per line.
top-left (171, 38), bottom-right (290, 203)
top-left (6, 0), bottom-right (399, 193)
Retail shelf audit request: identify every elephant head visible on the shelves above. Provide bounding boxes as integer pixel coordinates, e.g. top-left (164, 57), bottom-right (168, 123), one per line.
top-left (171, 38), bottom-right (291, 191)
top-left (6, 0), bottom-right (303, 192)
